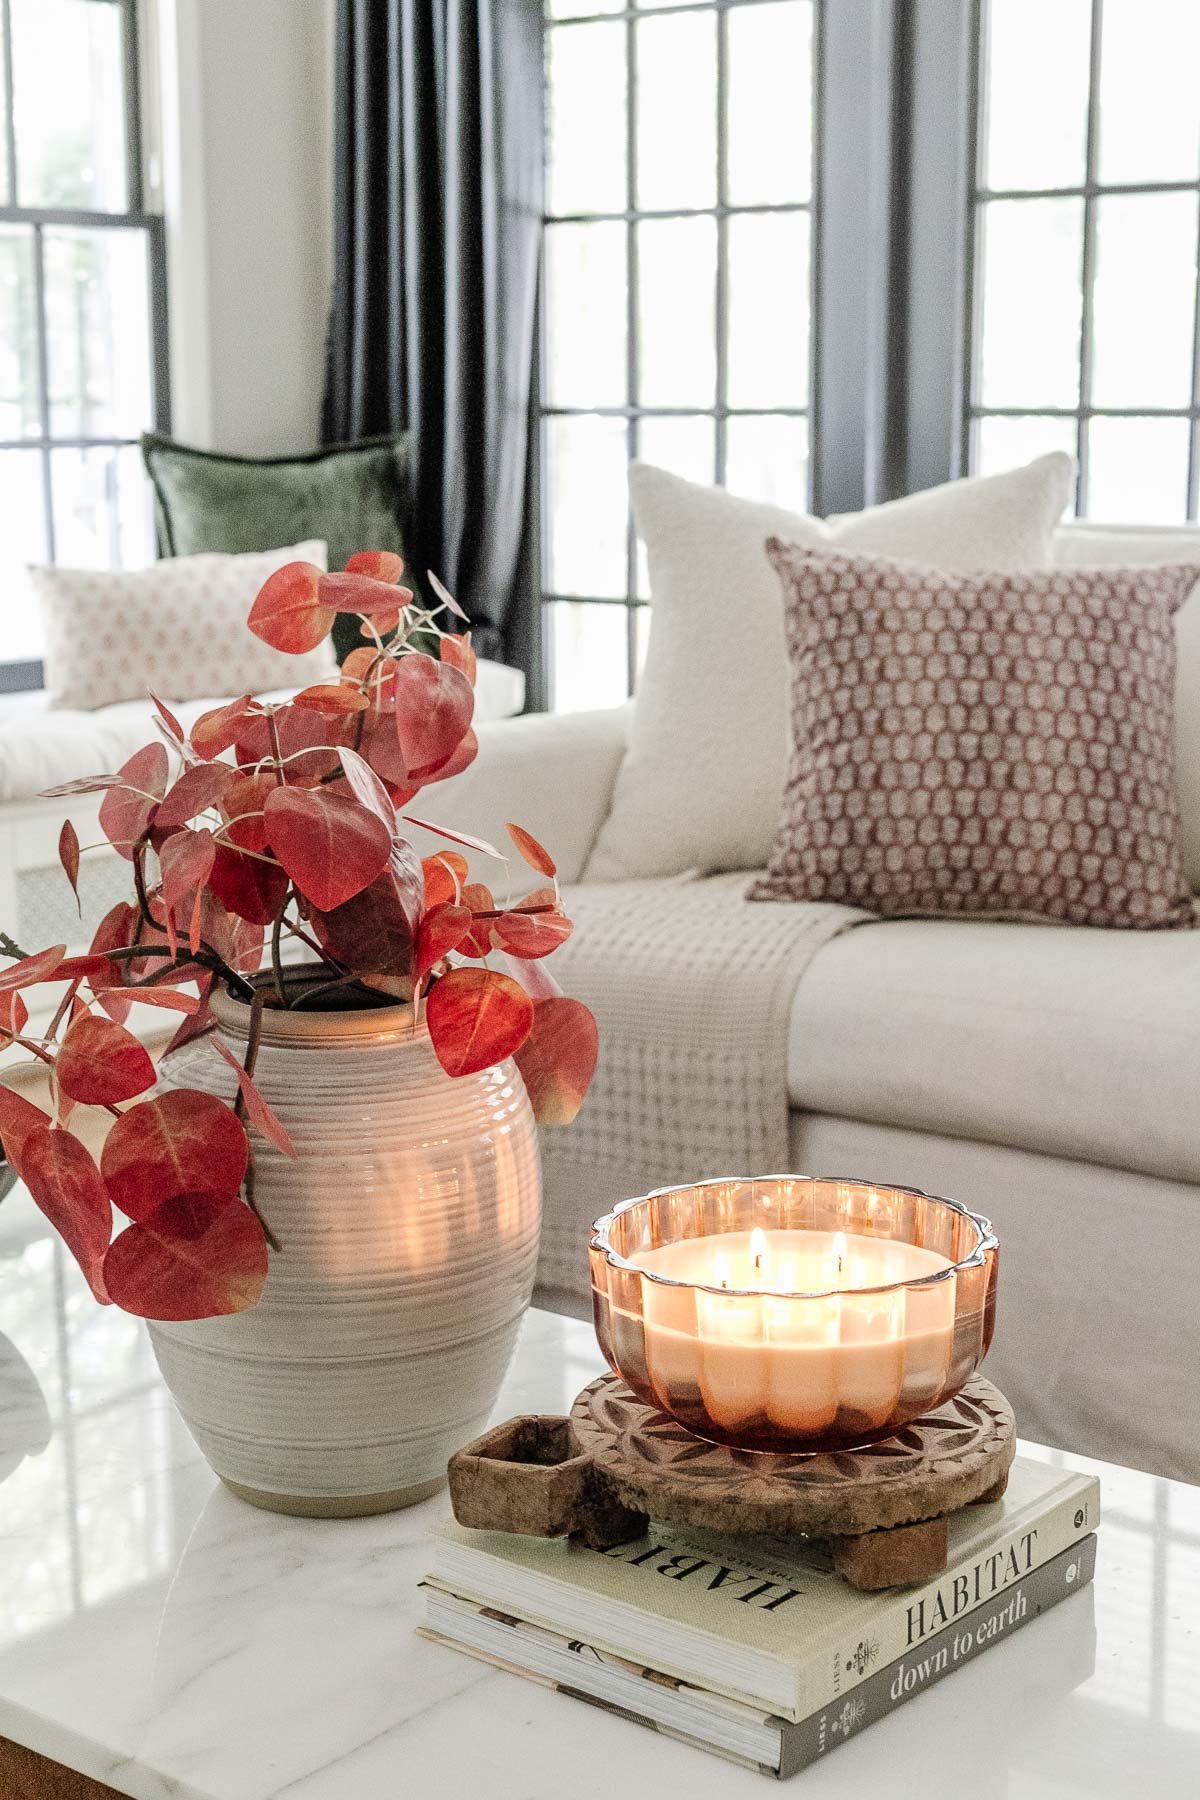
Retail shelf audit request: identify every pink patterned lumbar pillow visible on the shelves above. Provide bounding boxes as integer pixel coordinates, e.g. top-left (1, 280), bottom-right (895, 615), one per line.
top-left (751, 543), bottom-right (1200, 929)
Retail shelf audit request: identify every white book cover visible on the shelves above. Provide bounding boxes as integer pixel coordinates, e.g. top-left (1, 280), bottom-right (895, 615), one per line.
top-left (427, 1454), bottom-right (1099, 1720)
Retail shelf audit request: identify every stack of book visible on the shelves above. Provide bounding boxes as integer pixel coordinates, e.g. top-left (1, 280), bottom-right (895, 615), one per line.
top-left (421, 1456), bottom-right (1099, 1777)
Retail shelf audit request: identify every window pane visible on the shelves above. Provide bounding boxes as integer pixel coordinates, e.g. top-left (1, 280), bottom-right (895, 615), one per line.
top-left (976, 198), bottom-right (1083, 409)
top-left (547, 23), bottom-right (626, 216)
top-left (1085, 417), bottom-right (1192, 523)
top-left (725, 415), bottom-right (809, 510)
top-left (51, 444), bottom-right (154, 570)
top-left (637, 217), bottom-right (716, 407)
top-left (727, 1), bottom-right (813, 205)
top-left (1091, 193), bottom-right (1199, 410)
top-left (11, 0), bottom-right (128, 212)
top-left (726, 211), bottom-right (809, 409)
top-left (544, 415), bottom-right (629, 598)
top-left (973, 415), bottom-right (1080, 492)
top-left (545, 223), bottom-right (627, 409)
top-left (0, 226), bottom-right (39, 439)
top-left (981, 0), bottom-right (1091, 192)
top-left (635, 414), bottom-right (716, 595)
top-left (0, 448), bottom-right (48, 659)
top-left (549, 602), bottom-right (628, 712)
top-left (636, 11), bottom-right (716, 212)
top-left (45, 228), bottom-right (153, 440)
top-left (1098, 0), bottom-right (1200, 185)
top-left (549, 0), bottom-right (623, 15)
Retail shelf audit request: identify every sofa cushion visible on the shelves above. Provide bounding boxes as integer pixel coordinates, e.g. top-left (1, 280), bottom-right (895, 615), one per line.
top-left (1054, 520), bottom-right (1200, 891)
top-left (585, 453), bottom-right (1074, 884)
top-left (32, 541), bottom-right (337, 711)
top-left (753, 544), bottom-right (1198, 929)
top-left (141, 433), bottom-right (418, 662)
top-left (0, 661), bottom-right (526, 805)
top-left (787, 915), bottom-right (1200, 1184)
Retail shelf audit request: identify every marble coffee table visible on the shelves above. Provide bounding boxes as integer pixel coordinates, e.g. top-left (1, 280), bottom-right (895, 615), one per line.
top-left (0, 1186), bottom-right (1197, 1799)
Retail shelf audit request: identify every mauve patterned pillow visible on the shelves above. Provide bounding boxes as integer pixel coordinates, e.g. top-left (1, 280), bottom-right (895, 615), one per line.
top-left (750, 543), bottom-right (1200, 929)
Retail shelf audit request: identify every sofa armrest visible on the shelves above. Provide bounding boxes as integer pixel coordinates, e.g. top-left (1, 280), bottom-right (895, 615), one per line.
top-left (407, 706), bottom-right (630, 883)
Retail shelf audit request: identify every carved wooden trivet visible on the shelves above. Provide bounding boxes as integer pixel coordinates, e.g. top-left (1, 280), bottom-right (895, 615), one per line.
top-left (448, 1373), bottom-right (1015, 1591)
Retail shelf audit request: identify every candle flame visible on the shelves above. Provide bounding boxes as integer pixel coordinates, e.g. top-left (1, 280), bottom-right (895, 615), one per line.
top-left (750, 1226), bottom-right (769, 1283)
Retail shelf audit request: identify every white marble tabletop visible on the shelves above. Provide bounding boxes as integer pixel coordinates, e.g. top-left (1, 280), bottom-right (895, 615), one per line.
top-left (1, 1185), bottom-right (1198, 1799)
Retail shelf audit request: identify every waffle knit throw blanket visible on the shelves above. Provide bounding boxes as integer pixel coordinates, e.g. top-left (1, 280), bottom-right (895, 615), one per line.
top-left (536, 873), bottom-right (865, 1300)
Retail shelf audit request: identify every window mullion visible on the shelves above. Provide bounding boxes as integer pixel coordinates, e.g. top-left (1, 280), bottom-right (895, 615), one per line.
top-left (31, 220), bottom-right (54, 559)
top-left (624, 5), bottom-right (639, 696)
top-left (714, 2), bottom-right (728, 488)
top-left (1074, 0), bottom-right (1105, 517)
top-left (1187, 193), bottom-right (1200, 523)
top-left (1, 0), bottom-right (15, 205)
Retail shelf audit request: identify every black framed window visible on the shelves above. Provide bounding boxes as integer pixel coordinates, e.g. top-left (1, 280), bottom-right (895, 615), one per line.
top-left (539, 0), bottom-right (815, 712)
top-left (966, 0), bottom-right (1200, 522)
top-left (0, 0), bottom-right (168, 689)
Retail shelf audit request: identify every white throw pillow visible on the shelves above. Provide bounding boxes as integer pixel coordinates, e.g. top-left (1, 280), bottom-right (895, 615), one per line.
top-left (584, 454), bottom-right (1075, 881)
top-left (33, 541), bottom-right (337, 711)
top-left (1054, 520), bottom-right (1200, 892)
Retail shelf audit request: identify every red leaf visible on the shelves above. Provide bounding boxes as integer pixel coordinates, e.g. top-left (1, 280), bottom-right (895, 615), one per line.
top-left (392, 654), bottom-right (475, 778)
top-left (263, 785), bottom-right (391, 911)
top-left (425, 967), bottom-right (534, 1077)
top-left (312, 841), bottom-right (424, 977)
top-left (200, 895), bottom-right (265, 974)
top-left (497, 950), bottom-right (563, 1003)
top-left (102, 1088), bottom-right (249, 1221)
top-left (318, 569), bottom-right (409, 617)
top-left (103, 1192), bottom-right (267, 1320)
top-left (293, 682), bottom-right (370, 716)
top-left (336, 745), bottom-right (396, 828)
top-left (86, 902), bottom-right (139, 1012)
top-left (459, 882), bottom-right (498, 958)
top-left (421, 728), bottom-right (478, 787)
top-left (346, 550), bottom-right (405, 583)
top-left (402, 814), bottom-right (501, 859)
top-left (150, 692), bottom-right (186, 745)
top-left (248, 561), bottom-right (335, 654)
top-left (415, 903), bottom-right (471, 981)
top-left (362, 609), bottom-right (400, 637)
top-left (0, 989), bottom-right (28, 1043)
top-left (220, 770), bottom-right (274, 853)
top-left (440, 631), bottom-right (477, 685)
top-left (506, 823), bottom-right (557, 880)
top-left (428, 570), bottom-right (469, 622)
top-left (22, 1126), bottom-right (112, 1301)
top-left (98, 742), bottom-right (168, 858)
top-left (159, 828), bottom-right (216, 913)
top-left (205, 843), bottom-right (288, 927)
top-left (513, 997), bottom-right (598, 1126)
top-left (492, 894), bottom-right (573, 959)
top-left (156, 762), bottom-right (234, 830)
top-left (191, 695), bottom-right (257, 759)
top-left (55, 953), bottom-right (122, 982)
top-left (0, 1086), bottom-right (51, 1178)
top-left (423, 850), bottom-right (468, 908)
top-left (40, 773), bottom-right (123, 798)
top-left (212, 1037), bottom-right (298, 1159)
top-left (58, 819), bottom-right (81, 913)
top-left (0, 945), bottom-right (66, 992)
top-left (163, 977), bottom-right (215, 1057)
top-left (99, 987), bottom-right (199, 1017)
top-left (56, 1012), bottom-right (157, 1105)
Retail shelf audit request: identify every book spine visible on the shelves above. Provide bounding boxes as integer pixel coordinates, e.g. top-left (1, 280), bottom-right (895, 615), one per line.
top-left (798, 1475), bottom-right (1099, 1720)
top-left (776, 1535), bottom-right (1097, 1779)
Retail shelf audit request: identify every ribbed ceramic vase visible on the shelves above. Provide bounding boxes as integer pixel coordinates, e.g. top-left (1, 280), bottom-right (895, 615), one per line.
top-left (147, 985), bottom-right (541, 1517)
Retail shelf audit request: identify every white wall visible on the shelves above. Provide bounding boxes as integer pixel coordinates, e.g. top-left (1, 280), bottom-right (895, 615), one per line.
top-left (157, 0), bottom-right (336, 456)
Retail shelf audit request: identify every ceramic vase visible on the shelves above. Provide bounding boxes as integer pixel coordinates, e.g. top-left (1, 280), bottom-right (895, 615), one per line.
top-left (147, 986), bottom-right (541, 1517)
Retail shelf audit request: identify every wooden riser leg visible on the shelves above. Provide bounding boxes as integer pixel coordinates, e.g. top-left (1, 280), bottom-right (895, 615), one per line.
top-left (830, 1515), bottom-right (950, 1591)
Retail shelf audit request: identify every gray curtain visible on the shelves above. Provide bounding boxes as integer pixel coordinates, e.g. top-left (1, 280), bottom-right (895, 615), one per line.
top-left (323, 0), bottom-right (544, 691)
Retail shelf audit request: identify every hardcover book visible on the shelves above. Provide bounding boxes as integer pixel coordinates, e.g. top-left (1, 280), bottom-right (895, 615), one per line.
top-left (426, 1454), bottom-right (1099, 1721)
top-left (420, 1535), bottom-right (1098, 1778)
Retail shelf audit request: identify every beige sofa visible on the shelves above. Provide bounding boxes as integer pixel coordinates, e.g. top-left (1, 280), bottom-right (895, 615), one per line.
top-left (429, 523), bottom-right (1200, 1488)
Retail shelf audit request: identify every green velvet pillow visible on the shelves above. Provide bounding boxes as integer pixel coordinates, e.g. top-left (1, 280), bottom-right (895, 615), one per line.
top-left (141, 433), bottom-right (417, 660)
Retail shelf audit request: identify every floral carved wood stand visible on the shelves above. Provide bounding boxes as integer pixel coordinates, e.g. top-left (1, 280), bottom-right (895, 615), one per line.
top-left (447, 1373), bottom-right (1016, 1591)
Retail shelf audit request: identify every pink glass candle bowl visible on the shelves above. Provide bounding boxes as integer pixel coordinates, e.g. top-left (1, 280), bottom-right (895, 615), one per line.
top-left (589, 1176), bottom-right (999, 1456)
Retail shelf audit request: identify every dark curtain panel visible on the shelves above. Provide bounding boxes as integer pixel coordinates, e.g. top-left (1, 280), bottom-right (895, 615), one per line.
top-left (324, 0), bottom-right (544, 694)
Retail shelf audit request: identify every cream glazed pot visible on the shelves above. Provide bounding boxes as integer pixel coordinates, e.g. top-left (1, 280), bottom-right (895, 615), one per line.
top-left (148, 985), bottom-right (541, 1517)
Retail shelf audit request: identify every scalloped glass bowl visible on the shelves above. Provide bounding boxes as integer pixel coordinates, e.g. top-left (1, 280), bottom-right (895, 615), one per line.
top-left (589, 1176), bottom-right (999, 1455)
